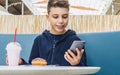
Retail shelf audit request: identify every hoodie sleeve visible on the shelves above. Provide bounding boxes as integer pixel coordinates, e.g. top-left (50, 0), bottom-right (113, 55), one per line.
top-left (29, 36), bottom-right (40, 64)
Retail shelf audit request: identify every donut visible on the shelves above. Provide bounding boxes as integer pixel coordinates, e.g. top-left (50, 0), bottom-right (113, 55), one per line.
top-left (31, 58), bottom-right (47, 66)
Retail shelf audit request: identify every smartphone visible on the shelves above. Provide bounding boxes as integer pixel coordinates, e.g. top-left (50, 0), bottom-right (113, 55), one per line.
top-left (70, 40), bottom-right (85, 55)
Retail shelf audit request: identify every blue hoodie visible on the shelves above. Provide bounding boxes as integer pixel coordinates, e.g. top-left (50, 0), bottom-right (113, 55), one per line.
top-left (29, 29), bottom-right (87, 66)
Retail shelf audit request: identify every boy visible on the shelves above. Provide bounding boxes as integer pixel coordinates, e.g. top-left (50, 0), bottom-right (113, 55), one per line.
top-left (6, 0), bottom-right (87, 66)
top-left (28, 0), bottom-right (87, 66)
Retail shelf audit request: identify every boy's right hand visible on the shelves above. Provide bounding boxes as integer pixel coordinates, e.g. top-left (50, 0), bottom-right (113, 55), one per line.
top-left (6, 54), bottom-right (23, 65)
top-left (64, 48), bottom-right (84, 66)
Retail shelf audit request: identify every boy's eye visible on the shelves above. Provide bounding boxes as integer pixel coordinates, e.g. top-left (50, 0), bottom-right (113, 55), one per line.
top-left (62, 15), bottom-right (68, 19)
top-left (52, 15), bottom-right (68, 19)
top-left (53, 16), bottom-right (58, 19)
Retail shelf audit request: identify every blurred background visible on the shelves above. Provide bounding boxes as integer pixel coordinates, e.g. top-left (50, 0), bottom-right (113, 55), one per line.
top-left (0, 0), bottom-right (120, 34)
top-left (0, 0), bottom-right (120, 15)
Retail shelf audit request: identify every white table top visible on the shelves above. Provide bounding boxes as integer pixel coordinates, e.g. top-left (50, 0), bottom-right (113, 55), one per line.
top-left (0, 65), bottom-right (100, 75)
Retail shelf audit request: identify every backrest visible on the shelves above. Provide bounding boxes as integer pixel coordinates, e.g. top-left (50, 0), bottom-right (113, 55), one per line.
top-left (78, 31), bottom-right (120, 75)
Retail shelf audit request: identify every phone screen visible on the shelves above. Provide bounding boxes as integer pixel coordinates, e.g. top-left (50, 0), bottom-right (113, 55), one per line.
top-left (70, 41), bottom-right (85, 55)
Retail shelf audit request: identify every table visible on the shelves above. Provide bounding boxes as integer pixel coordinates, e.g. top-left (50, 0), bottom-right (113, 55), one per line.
top-left (0, 65), bottom-right (100, 75)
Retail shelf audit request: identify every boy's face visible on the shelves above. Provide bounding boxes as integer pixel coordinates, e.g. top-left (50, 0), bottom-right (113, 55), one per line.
top-left (46, 7), bottom-right (69, 34)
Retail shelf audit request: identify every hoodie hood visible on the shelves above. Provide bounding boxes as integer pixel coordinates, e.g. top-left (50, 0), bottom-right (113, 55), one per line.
top-left (42, 29), bottom-right (77, 42)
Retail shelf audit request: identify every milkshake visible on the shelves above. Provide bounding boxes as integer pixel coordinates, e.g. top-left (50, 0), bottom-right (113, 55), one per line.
top-left (6, 42), bottom-right (22, 66)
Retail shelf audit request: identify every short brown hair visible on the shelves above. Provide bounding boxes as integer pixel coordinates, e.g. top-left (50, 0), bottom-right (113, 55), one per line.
top-left (47, 0), bottom-right (69, 14)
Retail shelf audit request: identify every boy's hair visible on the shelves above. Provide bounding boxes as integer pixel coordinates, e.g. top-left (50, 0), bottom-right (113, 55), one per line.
top-left (47, 0), bottom-right (69, 14)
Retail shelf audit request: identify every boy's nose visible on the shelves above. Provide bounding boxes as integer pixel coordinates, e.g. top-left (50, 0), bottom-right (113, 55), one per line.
top-left (58, 18), bottom-right (63, 23)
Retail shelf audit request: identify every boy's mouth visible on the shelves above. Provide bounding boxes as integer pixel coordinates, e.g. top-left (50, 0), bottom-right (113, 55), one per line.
top-left (56, 25), bottom-right (64, 29)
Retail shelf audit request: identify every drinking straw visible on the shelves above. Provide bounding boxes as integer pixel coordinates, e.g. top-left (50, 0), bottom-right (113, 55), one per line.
top-left (14, 28), bottom-right (17, 43)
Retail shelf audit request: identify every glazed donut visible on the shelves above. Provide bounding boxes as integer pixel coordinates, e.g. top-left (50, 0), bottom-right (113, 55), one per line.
top-left (31, 58), bottom-right (47, 66)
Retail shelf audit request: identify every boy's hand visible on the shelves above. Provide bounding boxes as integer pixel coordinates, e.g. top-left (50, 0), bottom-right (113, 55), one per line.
top-left (64, 48), bottom-right (84, 66)
top-left (6, 54), bottom-right (23, 65)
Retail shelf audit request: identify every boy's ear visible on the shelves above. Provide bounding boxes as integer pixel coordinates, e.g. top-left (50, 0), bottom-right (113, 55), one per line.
top-left (46, 14), bottom-right (49, 21)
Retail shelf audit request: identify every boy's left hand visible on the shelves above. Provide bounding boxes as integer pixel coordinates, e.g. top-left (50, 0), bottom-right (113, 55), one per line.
top-left (64, 48), bottom-right (84, 66)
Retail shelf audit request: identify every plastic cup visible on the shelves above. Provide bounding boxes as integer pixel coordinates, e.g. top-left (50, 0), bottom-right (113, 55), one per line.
top-left (6, 42), bottom-right (22, 66)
